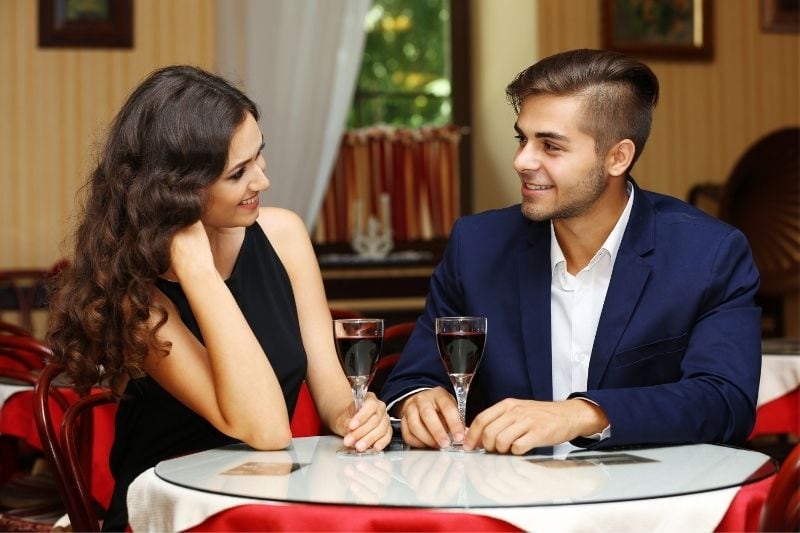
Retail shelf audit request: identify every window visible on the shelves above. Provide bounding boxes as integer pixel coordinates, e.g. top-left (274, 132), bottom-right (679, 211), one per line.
top-left (349, 0), bottom-right (452, 129)
top-left (314, 0), bottom-right (470, 249)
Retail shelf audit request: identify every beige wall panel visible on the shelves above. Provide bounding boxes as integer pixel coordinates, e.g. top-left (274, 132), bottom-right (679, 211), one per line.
top-left (470, 0), bottom-right (539, 212)
top-left (535, 0), bottom-right (799, 202)
top-left (0, 0), bottom-right (216, 269)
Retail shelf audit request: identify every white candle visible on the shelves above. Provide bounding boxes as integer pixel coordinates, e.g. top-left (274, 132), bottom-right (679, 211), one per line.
top-left (380, 193), bottom-right (391, 232)
top-left (353, 199), bottom-right (363, 237)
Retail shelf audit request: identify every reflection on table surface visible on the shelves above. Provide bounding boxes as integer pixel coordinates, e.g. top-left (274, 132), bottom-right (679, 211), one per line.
top-left (154, 436), bottom-right (775, 508)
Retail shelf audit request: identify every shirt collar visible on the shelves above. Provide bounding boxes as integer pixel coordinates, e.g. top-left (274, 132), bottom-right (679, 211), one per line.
top-left (550, 181), bottom-right (635, 274)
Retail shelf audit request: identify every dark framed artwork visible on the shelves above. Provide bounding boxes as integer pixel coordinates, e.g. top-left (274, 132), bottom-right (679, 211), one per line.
top-left (602, 0), bottom-right (713, 61)
top-left (761, 0), bottom-right (800, 33)
top-left (38, 0), bottom-right (133, 48)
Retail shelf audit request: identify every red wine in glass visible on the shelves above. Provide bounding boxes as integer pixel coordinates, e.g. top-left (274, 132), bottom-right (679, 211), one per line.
top-left (435, 316), bottom-right (487, 453)
top-left (333, 318), bottom-right (384, 456)
top-left (336, 335), bottom-right (383, 383)
top-left (436, 332), bottom-right (486, 376)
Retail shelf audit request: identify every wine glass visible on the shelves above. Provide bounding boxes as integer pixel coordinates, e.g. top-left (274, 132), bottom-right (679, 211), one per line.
top-left (333, 318), bottom-right (384, 456)
top-left (435, 316), bottom-right (487, 453)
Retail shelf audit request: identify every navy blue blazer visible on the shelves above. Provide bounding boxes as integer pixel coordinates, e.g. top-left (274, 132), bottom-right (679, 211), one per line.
top-left (381, 182), bottom-right (762, 449)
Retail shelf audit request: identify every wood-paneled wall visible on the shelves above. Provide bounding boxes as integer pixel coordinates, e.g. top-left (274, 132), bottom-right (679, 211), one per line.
top-left (538, 0), bottom-right (799, 200)
top-left (0, 0), bottom-right (215, 269)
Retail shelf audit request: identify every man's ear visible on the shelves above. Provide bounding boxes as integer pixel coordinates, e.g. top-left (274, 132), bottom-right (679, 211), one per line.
top-left (605, 139), bottom-right (635, 177)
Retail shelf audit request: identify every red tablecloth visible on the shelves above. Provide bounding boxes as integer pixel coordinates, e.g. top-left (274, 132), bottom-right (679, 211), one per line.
top-left (0, 381), bottom-right (322, 510)
top-left (178, 474), bottom-right (774, 532)
top-left (0, 388), bottom-right (117, 508)
top-left (750, 387), bottom-right (799, 439)
top-left (186, 504), bottom-right (523, 532)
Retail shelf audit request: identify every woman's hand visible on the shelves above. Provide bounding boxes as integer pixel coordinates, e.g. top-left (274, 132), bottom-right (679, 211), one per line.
top-left (340, 392), bottom-right (392, 453)
top-left (168, 220), bottom-right (216, 281)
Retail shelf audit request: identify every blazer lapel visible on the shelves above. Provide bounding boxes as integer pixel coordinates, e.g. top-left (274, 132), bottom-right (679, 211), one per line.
top-left (588, 183), bottom-right (655, 388)
top-left (518, 222), bottom-right (554, 401)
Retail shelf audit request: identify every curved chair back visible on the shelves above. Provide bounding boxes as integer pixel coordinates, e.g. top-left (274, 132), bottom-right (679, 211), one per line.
top-left (0, 268), bottom-right (57, 333)
top-left (330, 308), bottom-right (365, 320)
top-left (718, 127), bottom-right (800, 336)
top-left (0, 320), bottom-right (33, 337)
top-left (34, 362), bottom-right (115, 532)
top-left (0, 334), bottom-right (51, 371)
top-left (760, 444), bottom-right (800, 531)
top-left (371, 322), bottom-right (416, 395)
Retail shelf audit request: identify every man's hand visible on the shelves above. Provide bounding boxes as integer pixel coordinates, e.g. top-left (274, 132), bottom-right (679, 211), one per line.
top-left (463, 398), bottom-right (609, 454)
top-left (398, 387), bottom-right (463, 449)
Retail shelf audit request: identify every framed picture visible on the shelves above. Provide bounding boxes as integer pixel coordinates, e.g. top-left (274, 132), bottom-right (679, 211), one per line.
top-left (602, 0), bottom-right (712, 61)
top-left (38, 0), bottom-right (133, 48)
top-left (761, 0), bottom-right (800, 33)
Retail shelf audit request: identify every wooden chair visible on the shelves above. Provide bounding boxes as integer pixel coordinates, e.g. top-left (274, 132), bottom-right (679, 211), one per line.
top-left (0, 352), bottom-right (70, 531)
top-left (33, 363), bottom-right (115, 532)
top-left (0, 269), bottom-right (52, 334)
top-left (371, 322), bottom-right (416, 395)
top-left (0, 334), bottom-right (50, 371)
top-left (760, 443), bottom-right (800, 531)
top-left (717, 127), bottom-right (800, 337)
top-left (330, 308), bottom-right (365, 320)
top-left (0, 320), bottom-right (33, 337)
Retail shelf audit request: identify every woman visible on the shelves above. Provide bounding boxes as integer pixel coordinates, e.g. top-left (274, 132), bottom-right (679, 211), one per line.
top-left (47, 65), bottom-right (392, 531)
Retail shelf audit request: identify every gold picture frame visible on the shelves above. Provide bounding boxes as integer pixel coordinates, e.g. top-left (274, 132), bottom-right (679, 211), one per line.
top-left (760, 0), bottom-right (800, 33)
top-left (602, 0), bottom-right (713, 61)
top-left (38, 0), bottom-right (133, 48)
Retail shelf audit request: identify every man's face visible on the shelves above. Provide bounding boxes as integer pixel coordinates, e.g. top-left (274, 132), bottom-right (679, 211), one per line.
top-left (513, 94), bottom-right (607, 222)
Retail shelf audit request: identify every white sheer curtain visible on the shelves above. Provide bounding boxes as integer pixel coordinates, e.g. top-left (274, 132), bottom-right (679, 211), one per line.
top-left (216, 0), bottom-right (371, 228)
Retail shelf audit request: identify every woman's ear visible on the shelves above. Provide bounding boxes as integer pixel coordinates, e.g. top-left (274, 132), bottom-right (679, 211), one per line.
top-left (605, 139), bottom-right (635, 177)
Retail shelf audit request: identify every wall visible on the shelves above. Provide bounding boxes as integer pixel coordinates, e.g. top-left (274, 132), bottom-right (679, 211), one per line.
top-left (470, 0), bottom-right (539, 212)
top-left (3, 0), bottom-right (798, 267)
top-left (472, 0), bottom-right (799, 209)
top-left (0, 0), bottom-right (215, 269)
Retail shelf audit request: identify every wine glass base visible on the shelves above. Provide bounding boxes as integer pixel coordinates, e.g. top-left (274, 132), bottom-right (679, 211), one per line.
top-left (439, 443), bottom-right (485, 453)
top-left (336, 447), bottom-right (384, 457)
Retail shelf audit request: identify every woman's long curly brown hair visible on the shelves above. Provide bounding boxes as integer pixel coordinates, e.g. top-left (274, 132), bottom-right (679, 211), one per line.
top-left (47, 65), bottom-right (259, 394)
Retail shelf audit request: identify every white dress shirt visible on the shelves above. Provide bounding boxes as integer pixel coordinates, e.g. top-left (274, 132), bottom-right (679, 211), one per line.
top-left (550, 182), bottom-right (634, 444)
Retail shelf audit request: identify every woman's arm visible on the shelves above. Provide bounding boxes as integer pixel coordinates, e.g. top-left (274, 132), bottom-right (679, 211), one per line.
top-left (260, 207), bottom-right (391, 451)
top-left (144, 220), bottom-right (291, 450)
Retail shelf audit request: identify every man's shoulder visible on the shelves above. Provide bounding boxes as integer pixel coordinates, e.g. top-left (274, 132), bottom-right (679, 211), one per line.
top-left (454, 204), bottom-right (530, 232)
top-left (641, 189), bottom-right (734, 235)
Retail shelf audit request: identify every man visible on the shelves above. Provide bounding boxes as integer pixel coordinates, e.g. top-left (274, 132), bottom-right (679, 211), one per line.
top-left (380, 48), bottom-right (761, 454)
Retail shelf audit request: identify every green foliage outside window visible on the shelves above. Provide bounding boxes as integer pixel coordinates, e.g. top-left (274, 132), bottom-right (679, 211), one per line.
top-left (348, 0), bottom-right (452, 129)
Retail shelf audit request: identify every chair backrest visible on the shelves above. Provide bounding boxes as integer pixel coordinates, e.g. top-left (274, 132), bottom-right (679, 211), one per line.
top-left (0, 334), bottom-right (50, 371)
top-left (0, 268), bottom-right (57, 333)
top-left (330, 308), bottom-right (365, 320)
top-left (371, 322), bottom-right (416, 394)
top-left (34, 362), bottom-right (116, 532)
top-left (760, 443), bottom-right (800, 531)
top-left (717, 127), bottom-right (800, 336)
top-left (0, 320), bottom-right (33, 337)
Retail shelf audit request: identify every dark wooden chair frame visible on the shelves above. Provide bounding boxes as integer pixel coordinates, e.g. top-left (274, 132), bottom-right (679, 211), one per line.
top-left (34, 363), bottom-right (116, 532)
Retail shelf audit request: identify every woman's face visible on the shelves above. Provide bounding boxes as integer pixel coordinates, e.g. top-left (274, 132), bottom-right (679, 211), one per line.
top-left (201, 112), bottom-right (269, 229)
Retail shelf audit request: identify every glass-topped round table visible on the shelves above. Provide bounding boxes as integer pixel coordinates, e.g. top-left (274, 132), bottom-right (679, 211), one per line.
top-left (154, 436), bottom-right (775, 508)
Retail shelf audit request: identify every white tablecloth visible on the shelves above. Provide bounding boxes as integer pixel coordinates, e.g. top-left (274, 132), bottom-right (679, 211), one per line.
top-left (758, 354), bottom-right (800, 405)
top-left (127, 467), bottom-right (740, 533)
top-left (0, 382), bottom-right (31, 412)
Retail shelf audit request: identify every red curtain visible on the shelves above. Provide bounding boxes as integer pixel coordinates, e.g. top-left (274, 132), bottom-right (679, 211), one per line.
top-left (314, 125), bottom-right (462, 244)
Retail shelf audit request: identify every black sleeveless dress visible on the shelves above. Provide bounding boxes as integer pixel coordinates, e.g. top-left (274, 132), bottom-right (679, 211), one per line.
top-left (102, 223), bottom-right (308, 531)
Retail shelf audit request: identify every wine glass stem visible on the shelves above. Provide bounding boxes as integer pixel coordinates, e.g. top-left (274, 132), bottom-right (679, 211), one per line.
top-left (352, 383), bottom-right (367, 412)
top-left (453, 384), bottom-right (469, 435)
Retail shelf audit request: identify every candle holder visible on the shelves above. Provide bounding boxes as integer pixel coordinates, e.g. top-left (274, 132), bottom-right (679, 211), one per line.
top-left (351, 195), bottom-right (394, 259)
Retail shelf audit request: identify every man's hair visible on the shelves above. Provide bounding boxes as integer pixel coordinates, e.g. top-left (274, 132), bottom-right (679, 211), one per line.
top-left (506, 48), bottom-right (659, 170)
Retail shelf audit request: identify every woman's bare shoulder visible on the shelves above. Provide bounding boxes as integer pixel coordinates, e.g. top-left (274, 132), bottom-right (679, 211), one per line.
top-left (256, 207), bottom-right (308, 244)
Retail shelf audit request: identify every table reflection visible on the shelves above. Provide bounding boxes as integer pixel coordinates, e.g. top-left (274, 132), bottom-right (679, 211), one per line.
top-left (153, 436), bottom-right (774, 509)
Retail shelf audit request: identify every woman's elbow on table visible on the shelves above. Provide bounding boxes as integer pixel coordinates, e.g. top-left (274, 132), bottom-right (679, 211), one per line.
top-left (239, 425), bottom-right (293, 450)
